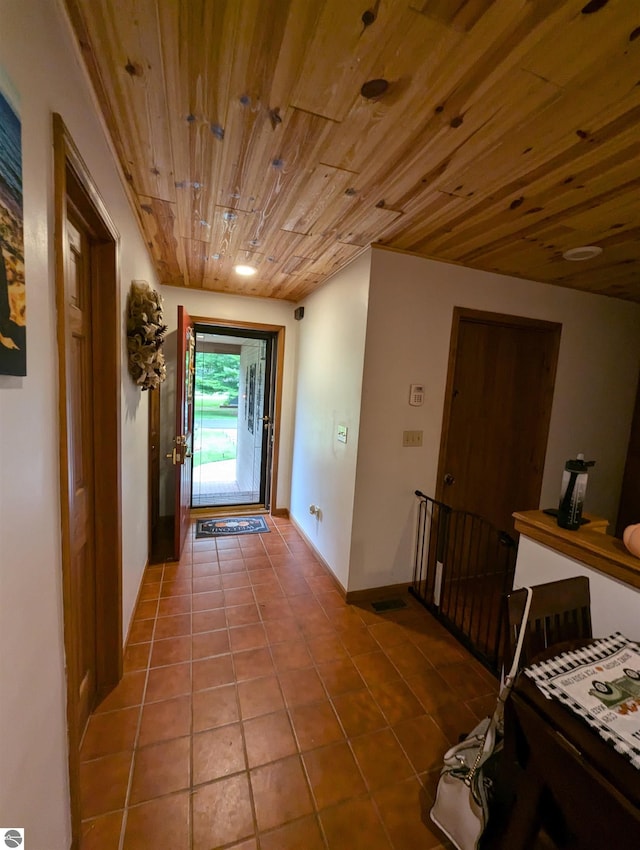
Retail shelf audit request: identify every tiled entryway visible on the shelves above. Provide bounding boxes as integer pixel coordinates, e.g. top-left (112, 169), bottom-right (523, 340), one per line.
top-left (80, 516), bottom-right (497, 850)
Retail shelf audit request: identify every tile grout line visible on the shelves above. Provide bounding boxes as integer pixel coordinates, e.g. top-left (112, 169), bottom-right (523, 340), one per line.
top-left (117, 560), bottom-right (164, 850)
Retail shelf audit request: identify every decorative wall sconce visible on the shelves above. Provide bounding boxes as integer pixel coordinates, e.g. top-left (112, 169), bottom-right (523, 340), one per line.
top-left (126, 280), bottom-right (167, 390)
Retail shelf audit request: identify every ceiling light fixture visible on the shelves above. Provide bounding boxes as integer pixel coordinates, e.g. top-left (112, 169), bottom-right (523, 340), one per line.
top-left (562, 245), bottom-right (603, 261)
top-left (233, 264), bottom-right (257, 276)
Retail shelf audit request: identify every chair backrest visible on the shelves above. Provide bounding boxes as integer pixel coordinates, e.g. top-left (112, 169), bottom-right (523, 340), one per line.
top-left (506, 576), bottom-right (592, 668)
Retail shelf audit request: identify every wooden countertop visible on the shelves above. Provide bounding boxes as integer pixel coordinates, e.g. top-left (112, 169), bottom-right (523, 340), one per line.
top-left (513, 509), bottom-right (640, 591)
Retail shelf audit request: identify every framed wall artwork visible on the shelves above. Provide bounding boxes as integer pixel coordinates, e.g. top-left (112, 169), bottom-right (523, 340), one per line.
top-left (0, 66), bottom-right (25, 376)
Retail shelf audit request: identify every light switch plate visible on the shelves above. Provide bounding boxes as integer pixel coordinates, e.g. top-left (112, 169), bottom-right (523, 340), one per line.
top-left (337, 425), bottom-right (348, 443)
top-left (402, 430), bottom-right (423, 447)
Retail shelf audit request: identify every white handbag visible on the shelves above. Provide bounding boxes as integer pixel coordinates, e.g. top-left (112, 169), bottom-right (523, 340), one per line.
top-left (430, 586), bottom-right (533, 850)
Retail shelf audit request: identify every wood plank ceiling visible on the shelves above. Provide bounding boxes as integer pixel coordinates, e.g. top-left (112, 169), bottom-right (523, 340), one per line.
top-left (64, 0), bottom-right (640, 302)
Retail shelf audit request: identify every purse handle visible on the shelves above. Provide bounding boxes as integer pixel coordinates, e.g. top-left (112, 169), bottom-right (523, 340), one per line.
top-left (500, 584), bottom-right (534, 698)
top-left (469, 586), bottom-right (534, 777)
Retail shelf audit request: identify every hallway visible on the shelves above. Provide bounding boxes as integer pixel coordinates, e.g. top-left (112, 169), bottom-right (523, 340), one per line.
top-left (79, 516), bottom-right (497, 849)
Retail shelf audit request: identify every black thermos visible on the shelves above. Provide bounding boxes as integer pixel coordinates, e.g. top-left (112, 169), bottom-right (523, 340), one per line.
top-left (557, 453), bottom-right (595, 530)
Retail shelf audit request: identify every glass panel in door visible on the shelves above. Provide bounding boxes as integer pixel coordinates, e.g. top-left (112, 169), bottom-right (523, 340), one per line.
top-left (191, 328), bottom-right (271, 508)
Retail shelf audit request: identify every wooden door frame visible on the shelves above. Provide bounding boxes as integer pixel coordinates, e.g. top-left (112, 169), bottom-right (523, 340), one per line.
top-left (53, 114), bottom-right (122, 847)
top-left (436, 306), bottom-right (561, 509)
top-left (616, 369), bottom-right (640, 537)
top-left (174, 306), bottom-right (194, 559)
top-left (190, 316), bottom-right (285, 515)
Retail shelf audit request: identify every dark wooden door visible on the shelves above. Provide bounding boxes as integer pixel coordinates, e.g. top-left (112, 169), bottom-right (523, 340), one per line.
top-left (434, 309), bottom-right (561, 668)
top-left (65, 211), bottom-right (97, 734)
top-left (174, 306), bottom-right (194, 559)
top-left (438, 309), bottom-right (562, 534)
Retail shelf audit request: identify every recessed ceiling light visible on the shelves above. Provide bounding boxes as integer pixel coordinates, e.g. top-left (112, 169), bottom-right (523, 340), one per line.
top-left (234, 264), bottom-right (257, 276)
top-left (562, 245), bottom-right (603, 261)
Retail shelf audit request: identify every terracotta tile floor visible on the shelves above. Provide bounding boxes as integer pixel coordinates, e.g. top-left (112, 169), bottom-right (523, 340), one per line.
top-left (80, 516), bottom-right (498, 850)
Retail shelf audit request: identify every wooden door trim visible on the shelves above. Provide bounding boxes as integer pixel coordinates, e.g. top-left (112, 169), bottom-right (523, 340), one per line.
top-left (190, 316), bottom-right (285, 513)
top-left (174, 306), bottom-right (194, 559)
top-left (436, 306), bottom-right (562, 506)
top-left (53, 114), bottom-right (122, 848)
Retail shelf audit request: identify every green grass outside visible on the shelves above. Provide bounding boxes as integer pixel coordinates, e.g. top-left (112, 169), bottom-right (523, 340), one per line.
top-left (193, 423), bottom-right (237, 466)
top-left (192, 393), bottom-right (239, 465)
top-left (194, 446), bottom-right (236, 464)
top-left (193, 394), bottom-right (239, 416)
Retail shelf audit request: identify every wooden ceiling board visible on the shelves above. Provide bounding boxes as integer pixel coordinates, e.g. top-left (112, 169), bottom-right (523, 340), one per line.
top-left (65, 0), bottom-right (640, 302)
top-left (184, 237), bottom-right (209, 289)
top-left (281, 163), bottom-right (358, 234)
top-left (205, 2), bottom-right (304, 213)
top-left (445, 189), bottom-right (634, 272)
top-left (205, 207), bottom-right (254, 266)
top-left (74, 0), bottom-right (176, 202)
top-left (411, 55), bottom-right (638, 210)
top-left (137, 196), bottom-right (186, 286)
top-left (519, 0), bottom-right (638, 88)
top-left (560, 189), bottom-right (640, 235)
top-left (424, 139), bottom-right (640, 260)
top-left (281, 272), bottom-right (325, 302)
top-left (405, 103), bottom-right (640, 259)
top-left (304, 240), bottom-right (365, 277)
top-left (335, 204), bottom-right (403, 247)
top-left (409, 0), bottom-right (497, 33)
top-left (435, 116), bottom-right (640, 213)
top-left (237, 108), bottom-right (337, 243)
top-left (318, 3), bottom-right (576, 232)
top-left (353, 71), bottom-right (559, 218)
top-left (289, 0), bottom-right (400, 122)
top-left (314, 10), bottom-right (464, 175)
top-left (380, 192), bottom-right (475, 251)
top-left (256, 229), bottom-right (318, 267)
top-left (158, 0), bottom-right (240, 242)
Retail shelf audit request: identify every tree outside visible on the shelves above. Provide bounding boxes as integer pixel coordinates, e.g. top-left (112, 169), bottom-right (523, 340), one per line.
top-left (193, 351), bottom-right (240, 467)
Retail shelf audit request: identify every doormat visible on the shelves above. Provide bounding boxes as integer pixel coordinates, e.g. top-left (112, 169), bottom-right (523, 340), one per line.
top-left (196, 516), bottom-right (270, 538)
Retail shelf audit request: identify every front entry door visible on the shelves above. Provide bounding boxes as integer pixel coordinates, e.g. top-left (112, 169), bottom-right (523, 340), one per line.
top-left (191, 326), bottom-right (277, 510)
top-left (173, 305), bottom-right (194, 560)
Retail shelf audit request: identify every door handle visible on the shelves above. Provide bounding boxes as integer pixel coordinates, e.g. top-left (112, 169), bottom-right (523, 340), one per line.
top-left (444, 473), bottom-right (455, 485)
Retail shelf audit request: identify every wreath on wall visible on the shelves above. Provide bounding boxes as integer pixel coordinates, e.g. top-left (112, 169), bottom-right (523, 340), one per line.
top-left (126, 280), bottom-right (167, 390)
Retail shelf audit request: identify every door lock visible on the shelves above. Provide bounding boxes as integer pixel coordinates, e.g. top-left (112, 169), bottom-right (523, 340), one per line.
top-left (444, 473), bottom-right (456, 485)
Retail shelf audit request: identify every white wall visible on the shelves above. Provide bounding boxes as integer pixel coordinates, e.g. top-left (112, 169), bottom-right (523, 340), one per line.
top-left (0, 1), bottom-right (158, 845)
top-left (289, 251), bottom-right (371, 589)
top-left (158, 287), bottom-right (298, 510)
top-left (348, 248), bottom-right (640, 592)
top-left (514, 536), bottom-right (640, 640)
